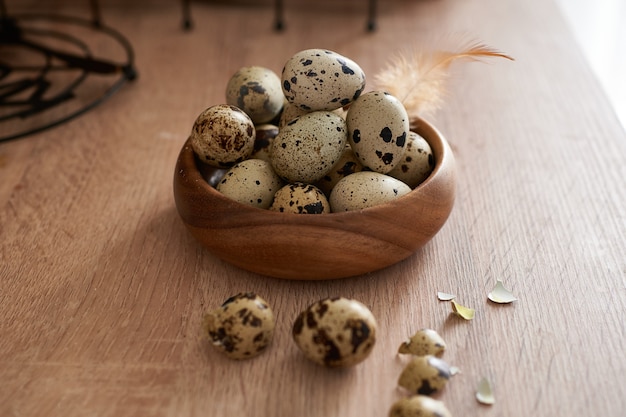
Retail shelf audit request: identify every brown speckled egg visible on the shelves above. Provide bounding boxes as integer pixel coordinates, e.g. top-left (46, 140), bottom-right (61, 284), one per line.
top-left (250, 124), bottom-right (279, 163)
top-left (216, 159), bottom-right (284, 209)
top-left (347, 91), bottom-right (409, 173)
top-left (203, 292), bottom-right (275, 360)
top-left (398, 328), bottom-right (446, 357)
top-left (314, 144), bottom-right (364, 196)
top-left (388, 131), bottom-right (435, 188)
top-left (269, 183), bottom-right (330, 214)
top-left (225, 66), bottom-right (284, 124)
top-left (281, 49), bottom-right (366, 112)
top-left (190, 104), bottom-right (256, 168)
top-left (292, 297), bottom-right (377, 368)
top-left (398, 355), bottom-right (452, 395)
top-left (270, 111), bottom-right (347, 183)
top-left (329, 171), bottom-right (411, 212)
top-left (389, 396), bottom-right (452, 417)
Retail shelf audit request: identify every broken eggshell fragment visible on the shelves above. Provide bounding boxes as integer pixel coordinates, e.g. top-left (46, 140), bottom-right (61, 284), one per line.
top-left (203, 292), bottom-right (275, 360)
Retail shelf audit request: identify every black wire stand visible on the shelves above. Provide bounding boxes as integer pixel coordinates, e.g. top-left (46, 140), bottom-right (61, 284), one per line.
top-left (0, 1), bottom-right (137, 142)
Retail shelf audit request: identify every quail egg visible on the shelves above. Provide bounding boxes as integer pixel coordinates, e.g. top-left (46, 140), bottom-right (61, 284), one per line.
top-left (292, 297), bottom-right (377, 368)
top-left (250, 124), bottom-right (279, 163)
top-left (225, 66), bottom-right (284, 124)
top-left (270, 111), bottom-right (347, 183)
top-left (389, 396), bottom-right (452, 417)
top-left (329, 171), bottom-right (411, 212)
top-left (269, 182), bottom-right (330, 214)
top-left (281, 48), bottom-right (366, 111)
top-left (314, 144), bottom-right (364, 196)
top-left (347, 91), bottom-right (410, 173)
top-left (190, 104), bottom-right (256, 168)
top-left (203, 292), bottom-right (275, 360)
top-left (398, 328), bottom-right (446, 357)
top-left (398, 355), bottom-right (452, 395)
top-left (216, 159), bottom-right (284, 209)
top-left (387, 131), bottom-right (435, 188)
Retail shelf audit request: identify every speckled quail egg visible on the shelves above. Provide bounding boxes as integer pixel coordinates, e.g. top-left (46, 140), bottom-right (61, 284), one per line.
top-left (216, 159), bottom-right (284, 209)
top-left (190, 104), bottom-right (256, 168)
top-left (292, 297), bottom-right (377, 368)
top-left (398, 355), bottom-right (452, 395)
top-left (203, 292), bottom-right (275, 360)
top-left (250, 124), bottom-right (279, 163)
top-left (329, 171), bottom-right (411, 212)
top-left (269, 182), bottom-right (330, 214)
top-left (270, 111), bottom-right (347, 183)
top-left (398, 328), bottom-right (446, 357)
top-left (314, 144), bottom-right (364, 196)
top-left (278, 101), bottom-right (311, 128)
top-left (281, 49), bottom-right (366, 111)
top-left (387, 131), bottom-right (435, 188)
top-left (388, 396), bottom-right (452, 417)
top-left (347, 91), bottom-right (410, 173)
top-left (225, 66), bottom-right (284, 124)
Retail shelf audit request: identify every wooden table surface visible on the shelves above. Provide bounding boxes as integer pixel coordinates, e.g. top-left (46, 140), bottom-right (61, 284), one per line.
top-left (1, 0), bottom-right (625, 416)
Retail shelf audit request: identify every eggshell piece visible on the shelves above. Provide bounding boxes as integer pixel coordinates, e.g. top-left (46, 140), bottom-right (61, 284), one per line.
top-left (270, 111), bottom-right (347, 183)
top-left (216, 159), bottom-right (284, 209)
top-left (292, 297), bottom-right (377, 368)
top-left (203, 292), bottom-right (275, 360)
top-left (347, 91), bottom-right (410, 173)
top-left (190, 104), bottom-right (256, 168)
top-left (387, 131), bottom-right (435, 188)
top-left (269, 183), bottom-right (330, 214)
top-left (329, 171), bottom-right (411, 212)
top-left (225, 66), bottom-right (284, 124)
top-left (281, 49), bottom-right (366, 111)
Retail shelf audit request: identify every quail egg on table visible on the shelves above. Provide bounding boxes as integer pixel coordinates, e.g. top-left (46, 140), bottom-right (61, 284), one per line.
top-left (216, 159), bottom-right (284, 209)
top-left (347, 91), bottom-right (410, 173)
top-left (203, 292), bottom-right (275, 360)
top-left (388, 396), bottom-right (452, 417)
top-left (292, 297), bottom-right (377, 368)
top-left (225, 66), bottom-right (284, 124)
top-left (281, 48), bottom-right (366, 111)
top-left (270, 111), bottom-right (347, 183)
top-left (190, 104), bottom-right (256, 168)
top-left (269, 182), bottom-right (330, 214)
top-left (388, 131), bottom-right (435, 188)
top-left (398, 328), bottom-right (446, 357)
top-left (329, 171), bottom-right (411, 212)
top-left (398, 355), bottom-right (452, 395)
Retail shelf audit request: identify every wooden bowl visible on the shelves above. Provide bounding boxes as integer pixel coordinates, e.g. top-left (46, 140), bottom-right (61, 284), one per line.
top-left (173, 118), bottom-right (456, 280)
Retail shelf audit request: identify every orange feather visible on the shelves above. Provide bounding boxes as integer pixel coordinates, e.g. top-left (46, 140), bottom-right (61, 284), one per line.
top-left (374, 37), bottom-right (514, 118)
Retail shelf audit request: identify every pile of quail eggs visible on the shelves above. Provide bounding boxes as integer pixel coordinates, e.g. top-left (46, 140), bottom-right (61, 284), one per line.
top-left (189, 48), bottom-right (435, 213)
top-left (204, 292), bottom-right (455, 416)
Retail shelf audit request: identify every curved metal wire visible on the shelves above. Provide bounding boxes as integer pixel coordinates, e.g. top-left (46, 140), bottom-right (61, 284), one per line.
top-left (0, 12), bottom-right (137, 142)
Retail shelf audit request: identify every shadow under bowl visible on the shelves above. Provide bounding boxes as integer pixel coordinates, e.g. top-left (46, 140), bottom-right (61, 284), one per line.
top-left (173, 118), bottom-right (456, 280)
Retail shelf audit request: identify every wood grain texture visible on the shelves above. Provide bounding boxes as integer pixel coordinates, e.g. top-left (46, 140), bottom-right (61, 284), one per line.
top-left (1, 0), bottom-right (625, 416)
